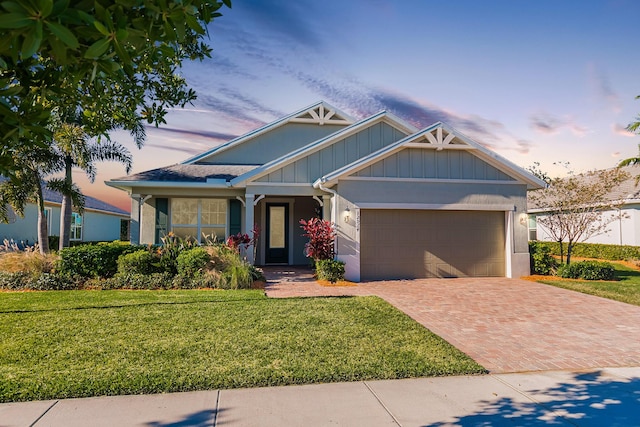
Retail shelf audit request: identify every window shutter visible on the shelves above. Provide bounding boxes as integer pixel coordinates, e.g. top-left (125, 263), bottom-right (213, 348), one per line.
top-left (155, 198), bottom-right (168, 244)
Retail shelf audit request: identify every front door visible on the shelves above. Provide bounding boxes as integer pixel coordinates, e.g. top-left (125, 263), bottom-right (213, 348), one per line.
top-left (266, 203), bottom-right (289, 264)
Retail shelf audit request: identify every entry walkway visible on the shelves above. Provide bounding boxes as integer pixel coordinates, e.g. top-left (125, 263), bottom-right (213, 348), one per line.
top-left (262, 267), bottom-right (640, 373)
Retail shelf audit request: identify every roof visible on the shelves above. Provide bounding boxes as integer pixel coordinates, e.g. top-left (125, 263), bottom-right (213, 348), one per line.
top-left (230, 110), bottom-right (418, 187)
top-left (112, 164), bottom-right (259, 183)
top-left (528, 165), bottom-right (640, 211)
top-left (1, 176), bottom-right (128, 216)
top-left (315, 122), bottom-right (547, 190)
top-left (183, 101), bottom-right (355, 165)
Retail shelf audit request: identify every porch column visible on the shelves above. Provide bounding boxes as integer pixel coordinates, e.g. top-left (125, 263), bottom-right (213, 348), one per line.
top-left (322, 195), bottom-right (331, 221)
top-left (245, 194), bottom-right (255, 264)
top-left (130, 195), bottom-right (141, 244)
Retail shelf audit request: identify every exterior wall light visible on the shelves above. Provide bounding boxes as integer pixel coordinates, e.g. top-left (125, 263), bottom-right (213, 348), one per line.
top-left (519, 213), bottom-right (528, 226)
top-left (344, 206), bottom-right (351, 223)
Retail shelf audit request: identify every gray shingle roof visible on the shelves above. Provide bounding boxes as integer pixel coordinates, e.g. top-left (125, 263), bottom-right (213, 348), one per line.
top-left (113, 164), bottom-right (260, 182)
top-left (0, 176), bottom-right (128, 216)
top-left (42, 188), bottom-right (129, 216)
top-left (528, 165), bottom-right (640, 210)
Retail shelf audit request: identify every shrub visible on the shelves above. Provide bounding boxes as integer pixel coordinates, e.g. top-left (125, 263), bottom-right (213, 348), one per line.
top-left (176, 247), bottom-right (210, 278)
top-left (0, 272), bottom-right (75, 291)
top-left (315, 259), bottom-right (345, 283)
top-left (532, 241), bottom-right (640, 261)
top-left (220, 263), bottom-right (253, 289)
top-left (117, 250), bottom-right (160, 275)
top-left (0, 250), bottom-right (57, 275)
top-left (528, 241), bottom-right (557, 275)
top-left (300, 217), bottom-right (335, 261)
top-left (58, 241), bottom-right (144, 279)
top-left (102, 272), bottom-right (175, 290)
top-left (154, 232), bottom-right (198, 275)
top-left (556, 261), bottom-right (615, 281)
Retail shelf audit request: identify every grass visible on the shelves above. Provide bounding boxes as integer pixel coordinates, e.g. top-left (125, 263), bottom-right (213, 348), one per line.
top-left (537, 262), bottom-right (640, 306)
top-left (0, 290), bottom-right (485, 402)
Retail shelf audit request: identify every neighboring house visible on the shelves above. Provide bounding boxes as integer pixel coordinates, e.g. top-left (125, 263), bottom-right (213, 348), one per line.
top-left (108, 101), bottom-right (545, 281)
top-left (0, 185), bottom-right (130, 245)
top-left (528, 165), bottom-right (640, 246)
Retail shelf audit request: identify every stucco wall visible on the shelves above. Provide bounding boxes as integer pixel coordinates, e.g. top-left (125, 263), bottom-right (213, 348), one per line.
top-left (0, 203), bottom-right (124, 244)
top-left (534, 206), bottom-right (640, 246)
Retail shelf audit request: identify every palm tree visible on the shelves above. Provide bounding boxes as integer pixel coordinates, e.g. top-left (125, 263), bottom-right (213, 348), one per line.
top-left (619, 144), bottom-right (640, 168)
top-left (49, 121), bottom-right (133, 250)
top-left (0, 147), bottom-right (60, 254)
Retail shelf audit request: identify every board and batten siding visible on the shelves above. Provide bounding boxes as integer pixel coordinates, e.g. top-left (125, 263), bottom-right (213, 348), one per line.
top-left (255, 122), bottom-right (408, 184)
top-left (196, 123), bottom-right (347, 165)
top-left (354, 148), bottom-right (516, 181)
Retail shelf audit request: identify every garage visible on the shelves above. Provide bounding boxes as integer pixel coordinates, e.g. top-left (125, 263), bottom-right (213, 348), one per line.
top-left (360, 209), bottom-right (505, 280)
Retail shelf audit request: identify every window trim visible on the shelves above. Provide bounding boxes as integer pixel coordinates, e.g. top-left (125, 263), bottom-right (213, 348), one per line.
top-left (70, 212), bottom-right (83, 241)
top-left (170, 198), bottom-right (228, 243)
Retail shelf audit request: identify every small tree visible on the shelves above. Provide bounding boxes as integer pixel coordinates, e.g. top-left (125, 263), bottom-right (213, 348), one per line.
top-left (528, 168), bottom-right (629, 265)
top-left (299, 218), bottom-right (335, 261)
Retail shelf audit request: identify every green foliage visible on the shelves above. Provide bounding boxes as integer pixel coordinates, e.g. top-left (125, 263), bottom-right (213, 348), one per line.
top-left (532, 241), bottom-right (640, 261)
top-left (220, 263), bottom-right (253, 290)
top-left (102, 272), bottom-right (175, 290)
top-left (58, 242), bottom-right (143, 278)
top-left (0, 272), bottom-right (74, 291)
top-left (528, 241), bottom-right (558, 275)
top-left (117, 250), bottom-right (159, 276)
top-left (556, 261), bottom-right (615, 281)
top-left (0, 0), bottom-right (231, 176)
top-left (176, 247), bottom-right (210, 278)
top-left (155, 232), bottom-right (198, 275)
top-left (316, 259), bottom-right (346, 283)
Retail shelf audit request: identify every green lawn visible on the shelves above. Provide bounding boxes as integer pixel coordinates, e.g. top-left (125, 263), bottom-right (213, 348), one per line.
top-left (0, 290), bottom-right (485, 402)
top-left (538, 262), bottom-right (640, 306)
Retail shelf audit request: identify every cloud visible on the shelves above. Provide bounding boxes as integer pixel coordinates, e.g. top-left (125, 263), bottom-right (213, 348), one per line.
top-left (588, 64), bottom-right (622, 113)
top-left (530, 112), bottom-right (588, 136)
top-left (147, 126), bottom-right (238, 142)
top-left (238, 0), bottom-right (322, 48)
top-left (612, 123), bottom-right (636, 137)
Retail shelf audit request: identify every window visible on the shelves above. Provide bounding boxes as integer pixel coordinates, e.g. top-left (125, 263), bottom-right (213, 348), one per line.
top-left (528, 216), bottom-right (537, 241)
top-left (171, 198), bottom-right (227, 243)
top-left (70, 212), bottom-right (82, 241)
top-left (43, 207), bottom-right (52, 230)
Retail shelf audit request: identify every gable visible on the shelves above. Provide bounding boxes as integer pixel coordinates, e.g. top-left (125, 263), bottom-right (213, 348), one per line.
top-left (353, 149), bottom-right (515, 181)
top-left (185, 101), bottom-right (353, 166)
top-left (254, 122), bottom-right (409, 184)
top-left (316, 123), bottom-right (546, 190)
top-left (194, 122), bottom-right (348, 165)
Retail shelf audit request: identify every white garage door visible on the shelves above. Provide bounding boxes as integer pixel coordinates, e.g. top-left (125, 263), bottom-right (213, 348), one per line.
top-left (360, 210), bottom-right (505, 280)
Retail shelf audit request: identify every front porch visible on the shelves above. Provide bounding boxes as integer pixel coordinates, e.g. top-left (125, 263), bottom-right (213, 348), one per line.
top-left (243, 194), bottom-right (331, 266)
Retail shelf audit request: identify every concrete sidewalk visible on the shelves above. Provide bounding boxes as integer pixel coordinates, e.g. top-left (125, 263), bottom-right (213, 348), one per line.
top-left (2, 367), bottom-right (639, 426)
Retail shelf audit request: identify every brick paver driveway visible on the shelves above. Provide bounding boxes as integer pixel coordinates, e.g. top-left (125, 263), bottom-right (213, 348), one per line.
top-left (263, 268), bottom-right (640, 373)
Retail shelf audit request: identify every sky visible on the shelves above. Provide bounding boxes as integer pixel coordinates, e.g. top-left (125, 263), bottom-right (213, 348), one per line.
top-left (82, 0), bottom-right (640, 212)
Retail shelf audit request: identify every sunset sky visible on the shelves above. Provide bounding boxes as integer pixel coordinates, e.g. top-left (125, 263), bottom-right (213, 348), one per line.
top-left (81, 0), bottom-right (640, 212)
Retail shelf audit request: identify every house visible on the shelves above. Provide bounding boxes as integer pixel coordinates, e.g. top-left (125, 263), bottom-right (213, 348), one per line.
top-left (0, 185), bottom-right (130, 245)
top-left (528, 165), bottom-right (640, 246)
top-left (108, 101), bottom-right (545, 281)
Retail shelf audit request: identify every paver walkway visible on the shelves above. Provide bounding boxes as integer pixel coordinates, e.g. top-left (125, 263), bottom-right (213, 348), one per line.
top-left (263, 267), bottom-right (640, 373)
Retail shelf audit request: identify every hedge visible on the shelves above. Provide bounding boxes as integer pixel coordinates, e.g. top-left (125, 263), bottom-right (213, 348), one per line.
top-left (532, 241), bottom-right (640, 261)
top-left (57, 242), bottom-right (146, 279)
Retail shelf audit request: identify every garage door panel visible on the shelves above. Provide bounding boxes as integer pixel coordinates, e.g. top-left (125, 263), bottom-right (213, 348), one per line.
top-left (360, 210), bottom-right (505, 280)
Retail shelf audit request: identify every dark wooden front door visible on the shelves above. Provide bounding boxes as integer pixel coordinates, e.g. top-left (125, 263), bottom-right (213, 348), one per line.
top-left (266, 203), bottom-right (289, 264)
